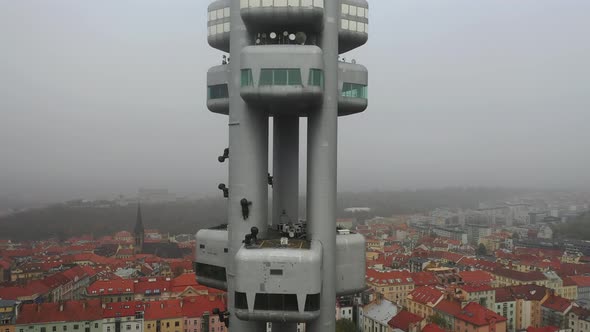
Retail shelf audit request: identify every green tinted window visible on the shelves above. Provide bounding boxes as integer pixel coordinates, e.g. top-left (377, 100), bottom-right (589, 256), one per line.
top-left (287, 69), bottom-right (302, 85)
top-left (241, 69), bottom-right (253, 86)
top-left (259, 69), bottom-right (302, 86)
top-left (274, 69), bottom-right (288, 85)
top-left (260, 69), bottom-right (273, 86)
top-left (208, 84), bottom-right (229, 99)
top-left (342, 82), bottom-right (367, 99)
top-left (309, 69), bottom-right (324, 87)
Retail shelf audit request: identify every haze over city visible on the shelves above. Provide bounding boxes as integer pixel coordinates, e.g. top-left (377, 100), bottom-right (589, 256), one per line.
top-left (1, 0), bottom-right (589, 207)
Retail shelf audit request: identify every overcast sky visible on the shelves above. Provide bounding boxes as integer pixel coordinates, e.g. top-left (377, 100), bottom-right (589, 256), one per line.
top-left (1, 1), bottom-right (589, 205)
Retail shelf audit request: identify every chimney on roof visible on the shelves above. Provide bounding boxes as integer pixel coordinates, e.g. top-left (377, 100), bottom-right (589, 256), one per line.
top-left (160, 303), bottom-right (164, 309)
top-left (59, 301), bottom-right (64, 312)
top-left (37, 304), bottom-right (41, 313)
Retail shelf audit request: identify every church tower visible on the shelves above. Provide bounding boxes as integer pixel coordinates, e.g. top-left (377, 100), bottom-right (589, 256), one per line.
top-left (133, 203), bottom-right (144, 254)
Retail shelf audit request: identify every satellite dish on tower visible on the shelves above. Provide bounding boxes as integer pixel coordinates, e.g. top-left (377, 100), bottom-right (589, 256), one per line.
top-left (295, 32), bottom-right (307, 45)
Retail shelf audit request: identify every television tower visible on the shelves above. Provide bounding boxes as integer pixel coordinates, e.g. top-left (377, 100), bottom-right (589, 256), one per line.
top-left (196, 0), bottom-right (369, 331)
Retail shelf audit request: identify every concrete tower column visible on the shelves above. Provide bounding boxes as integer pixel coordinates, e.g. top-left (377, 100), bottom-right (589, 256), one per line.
top-left (272, 118), bottom-right (300, 332)
top-left (226, 0), bottom-right (268, 330)
top-left (272, 116), bottom-right (300, 227)
top-left (307, 0), bottom-right (340, 330)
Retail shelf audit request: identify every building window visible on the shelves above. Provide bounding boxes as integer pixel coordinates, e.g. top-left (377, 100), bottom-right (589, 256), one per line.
top-left (341, 82), bottom-right (367, 99)
top-left (126, 325), bottom-right (131, 331)
top-left (74, 325), bottom-right (79, 330)
top-left (308, 69), bottom-right (324, 87)
top-left (207, 84), bottom-right (229, 99)
top-left (63, 327), bottom-right (67, 331)
top-left (175, 322), bottom-right (179, 327)
top-left (53, 328), bottom-right (57, 332)
top-left (259, 69), bottom-right (302, 86)
top-left (241, 69), bottom-right (254, 86)
top-left (41, 329), bottom-right (46, 332)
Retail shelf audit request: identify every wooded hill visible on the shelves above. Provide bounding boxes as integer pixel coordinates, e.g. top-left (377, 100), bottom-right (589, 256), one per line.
top-left (0, 187), bottom-right (524, 241)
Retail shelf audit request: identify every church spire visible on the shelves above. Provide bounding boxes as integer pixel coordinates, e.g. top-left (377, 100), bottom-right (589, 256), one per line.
top-left (134, 203), bottom-right (145, 234)
top-left (134, 203), bottom-right (144, 254)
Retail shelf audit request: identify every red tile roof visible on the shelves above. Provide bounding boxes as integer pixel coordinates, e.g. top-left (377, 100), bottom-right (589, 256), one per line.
top-left (458, 270), bottom-right (494, 285)
top-left (366, 268), bottom-right (413, 285)
top-left (494, 287), bottom-right (514, 303)
top-left (494, 284), bottom-right (548, 302)
top-left (17, 300), bottom-right (103, 324)
top-left (526, 327), bottom-right (559, 332)
top-left (408, 286), bottom-right (444, 306)
top-left (570, 306), bottom-right (590, 319)
top-left (422, 323), bottom-right (445, 332)
top-left (388, 310), bottom-right (424, 330)
top-left (102, 301), bottom-right (144, 318)
top-left (0, 259), bottom-right (11, 269)
top-left (87, 279), bottom-right (134, 295)
top-left (542, 294), bottom-right (572, 313)
top-left (144, 299), bottom-right (183, 320)
top-left (459, 284), bottom-right (494, 293)
top-left (457, 258), bottom-right (502, 271)
top-left (493, 268), bottom-right (547, 282)
top-left (557, 263), bottom-right (590, 277)
top-left (454, 302), bottom-right (507, 326)
top-left (61, 265), bottom-right (88, 281)
top-left (434, 299), bottom-right (462, 316)
top-left (135, 278), bottom-right (171, 295)
top-left (181, 296), bottom-right (226, 318)
top-left (411, 272), bottom-right (438, 287)
top-left (569, 275), bottom-right (590, 287)
top-left (0, 281), bottom-right (50, 300)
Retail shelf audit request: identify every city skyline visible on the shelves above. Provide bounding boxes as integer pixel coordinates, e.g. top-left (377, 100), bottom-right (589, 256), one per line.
top-left (1, 0), bottom-right (590, 207)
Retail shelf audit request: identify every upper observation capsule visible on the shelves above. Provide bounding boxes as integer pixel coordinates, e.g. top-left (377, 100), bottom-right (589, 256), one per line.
top-left (207, 0), bottom-right (231, 52)
top-left (339, 0), bottom-right (369, 53)
top-left (240, 0), bottom-right (325, 33)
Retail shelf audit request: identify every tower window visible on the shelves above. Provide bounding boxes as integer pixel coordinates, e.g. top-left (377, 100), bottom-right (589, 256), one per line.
top-left (342, 83), bottom-right (367, 99)
top-left (254, 293), bottom-right (298, 311)
top-left (241, 69), bottom-right (254, 86)
top-left (259, 69), bottom-right (302, 86)
top-left (235, 292), bottom-right (248, 309)
top-left (208, 84), bottom-right (229, 99)
top-left (309, 69), bottom-right (324, 87)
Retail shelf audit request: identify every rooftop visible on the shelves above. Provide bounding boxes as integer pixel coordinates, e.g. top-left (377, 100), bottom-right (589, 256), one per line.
top-left (454, 302), bottom-right (507, 326)
top-left (364, 299), bottom-right (399, 325)
top-left (17, 300), bottom-right (103, 324)
top-left (388, 310), bottom-right (424, 330)
top-left (542, 294), bottom-right (572, 313)
top-left (408, 286), bottom-right (444, 306)
top-left (422, 323), bottom-right (446, 332)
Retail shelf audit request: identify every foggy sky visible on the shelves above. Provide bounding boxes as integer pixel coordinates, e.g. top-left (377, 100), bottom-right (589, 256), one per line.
top-left (1, 1), bottom-right (589, 205)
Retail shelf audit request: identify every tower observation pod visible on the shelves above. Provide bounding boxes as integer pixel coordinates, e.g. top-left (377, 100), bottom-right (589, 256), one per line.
top-left (197, 0), bottom-right (369, 331)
